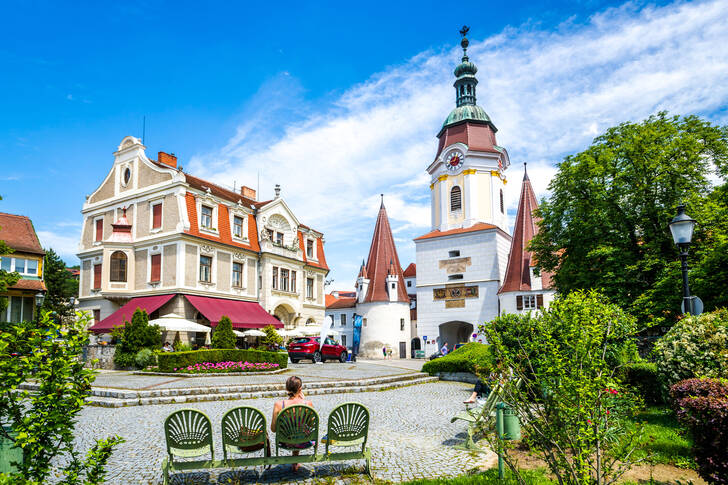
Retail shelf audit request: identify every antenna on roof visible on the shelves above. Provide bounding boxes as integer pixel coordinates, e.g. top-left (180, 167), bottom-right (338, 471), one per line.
top-left (142, 116), bottom-right (146, 145)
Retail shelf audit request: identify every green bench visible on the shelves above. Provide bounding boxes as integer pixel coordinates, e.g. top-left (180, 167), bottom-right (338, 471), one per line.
top-left (162, 402), bottom-right (372, 484)
top-left (450, 378), bottom-right (521, 451)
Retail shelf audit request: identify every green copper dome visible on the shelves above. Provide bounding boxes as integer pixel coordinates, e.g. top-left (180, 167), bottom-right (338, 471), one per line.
top-left (454, 58), bottom-right (477, 78)
top-left (442, 104), bottom-right (492, 128)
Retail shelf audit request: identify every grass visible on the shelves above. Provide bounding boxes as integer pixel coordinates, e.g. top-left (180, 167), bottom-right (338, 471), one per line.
top-left (402, 468), bottom-right (554, 485)
top-left (626, 406), bottom-right (695, 469)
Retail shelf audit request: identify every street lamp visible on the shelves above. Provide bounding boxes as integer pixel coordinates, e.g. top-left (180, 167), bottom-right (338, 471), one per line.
top-left (668, 204), bottom-right (697, 315)
top-left (34, 291), bottom-right (45, 322)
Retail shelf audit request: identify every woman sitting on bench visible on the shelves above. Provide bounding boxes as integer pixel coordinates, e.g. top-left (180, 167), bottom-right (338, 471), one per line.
top-left (464, 378), bottom-right (491, 404)
top-left (271, 376), bottom-right (315, 472)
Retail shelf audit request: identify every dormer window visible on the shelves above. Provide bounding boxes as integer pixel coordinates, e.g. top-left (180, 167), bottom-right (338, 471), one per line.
top-left (201, 205), bottom-right (213, 229)
top-left (450, 186), bottom-right (462, 211)
top-left (233, 216), bottom-right (244, 238)
top-left (306, 239), bottom-right (314, 258)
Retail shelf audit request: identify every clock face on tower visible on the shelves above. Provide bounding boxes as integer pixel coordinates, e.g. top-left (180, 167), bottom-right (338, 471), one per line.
top-left (446, 150), bottom-right (464, 171)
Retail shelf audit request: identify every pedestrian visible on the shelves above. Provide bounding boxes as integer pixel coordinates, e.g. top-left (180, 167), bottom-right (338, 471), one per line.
top-left (440, 342), bottom-right (449, 356)
top-left (382, 346), bottom-right (387, 358)
top-left (271, 376), bottom-right (315, 472)
top-left (162, 341), bottom-right (173, 352)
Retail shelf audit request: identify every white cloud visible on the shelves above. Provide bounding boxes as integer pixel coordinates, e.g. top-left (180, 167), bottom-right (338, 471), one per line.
top-left (36, 229), bottom-right (80, 265)
top-left (187, 0), bottom-right (728, 290)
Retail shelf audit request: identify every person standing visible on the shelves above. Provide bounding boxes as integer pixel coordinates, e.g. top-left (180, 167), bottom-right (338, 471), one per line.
top-left (441, 342), bottom-right (449, 356)
top-left (382, 346), bottom-right (387, 359)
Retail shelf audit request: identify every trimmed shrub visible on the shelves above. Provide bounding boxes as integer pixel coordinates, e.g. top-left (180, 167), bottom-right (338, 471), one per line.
top-left (113, 308), bottom-right (161, 368)
top-left (670, 378), bottom-right (728, 484)
top-left (211, 315), bottom-right (236, 349)
top-left (157, 348), bottom-right (288, 373)
top-left (618, 362), bottom-right (664, 405)
top-left (134, 348), bottom-right (156, 368)
top-left (653, 309), bottom-right (728, 393)
top-left (422, 342), bottom-right (495, 375)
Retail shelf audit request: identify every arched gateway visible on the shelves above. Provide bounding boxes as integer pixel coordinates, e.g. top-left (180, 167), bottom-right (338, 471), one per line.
top-left (438, 321), bottom-right (473, 350)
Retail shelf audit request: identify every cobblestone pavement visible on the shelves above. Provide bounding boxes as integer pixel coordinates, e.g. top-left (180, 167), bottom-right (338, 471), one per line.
top-left (93, 362), bottom-right (418, 390)
top-left (70, 380), bottom-right (495, 484)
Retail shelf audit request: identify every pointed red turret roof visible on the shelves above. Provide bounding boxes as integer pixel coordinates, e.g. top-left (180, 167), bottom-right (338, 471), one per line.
top-left (357, 260), bottom-right (368, 279)
top-left (499, 166), bottom-right (553, 294)
top-left (363, 199), bottom-right (409, 303)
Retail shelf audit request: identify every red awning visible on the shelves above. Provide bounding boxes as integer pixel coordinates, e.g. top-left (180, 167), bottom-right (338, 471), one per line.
top-left (184, 295), bottom-right (283, 329)
top-left (89, 294), bottom-right (175, 333)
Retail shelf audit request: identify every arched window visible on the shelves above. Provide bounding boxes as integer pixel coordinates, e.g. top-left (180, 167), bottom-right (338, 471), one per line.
top-left (450, 186), bottom-right (462, 212)
top-left (500, 189), bottom-right (505, 214)
top-left (110, 251), bottom-right (127, 282)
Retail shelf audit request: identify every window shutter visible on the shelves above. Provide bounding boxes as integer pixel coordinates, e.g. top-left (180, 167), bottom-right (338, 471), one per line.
top-left (150, 254), bottom-right (161, 282)
top-left (95, 219), bottom-right (103, 242)
top-left (152, 204), bottom-right (162, 229)
top-left (93, 264), bottom-right (102, 289)
top-left (516, 295), bottom-right (523, 310)
top-left (536, 294), bottom-right (544, 308)
top-left (450, 186), bottom-right (462, 211)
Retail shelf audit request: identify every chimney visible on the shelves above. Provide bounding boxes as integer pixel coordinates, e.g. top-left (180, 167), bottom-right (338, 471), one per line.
top-left (158, 151), bottom-right (177, 168)
top-left (240, 185), bottom-right (257, 201)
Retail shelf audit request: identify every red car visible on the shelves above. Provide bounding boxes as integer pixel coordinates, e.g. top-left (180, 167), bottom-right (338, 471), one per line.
top-left (287, 337), bottom-right (348, 364)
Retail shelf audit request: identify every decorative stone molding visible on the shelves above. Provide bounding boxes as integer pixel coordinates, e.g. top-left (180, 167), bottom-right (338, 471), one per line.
top-left (200, 245), bottom-right (215, 255)
top-left (233, 252), bottom-right (246, 261)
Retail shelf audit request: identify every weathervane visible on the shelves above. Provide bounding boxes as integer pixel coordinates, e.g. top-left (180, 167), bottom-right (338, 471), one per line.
top-left (459, 25), bottom-right (470, 55)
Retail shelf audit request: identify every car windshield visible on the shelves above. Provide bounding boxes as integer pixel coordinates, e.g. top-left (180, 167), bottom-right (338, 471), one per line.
top-left (291, 338), bottom-right (310, 344)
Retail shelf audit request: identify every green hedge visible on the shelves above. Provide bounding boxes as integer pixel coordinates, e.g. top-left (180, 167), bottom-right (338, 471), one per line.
top-left (618, 361), bottom-right (664, 404)
top-left (422, 342), bottom-right (495, 375)
top-left (157, 349), bottom-right (288, 372)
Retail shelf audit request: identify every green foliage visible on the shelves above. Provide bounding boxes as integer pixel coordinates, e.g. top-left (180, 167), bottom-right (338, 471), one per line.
top-left (402, 468), bottom-right (555, 485)
top-left (480, 290), bottom-right (643, 485)
top-left (623, 406), bottom-right (694, 469)
top-left (261, 324), bottom-right (283, 348)
top-left (652, 309), bottom-right (728, 393)
top-left (618, 362), bottom-right (664, 405)
top-left (671, 378), bottom-right (728, 483)
top-left (157, 348), bottom-right (288, 372)
top-left (113, 308), bottom-right (161, 369)
top-left (211, 315), bottom-right (236, 349)
top-left (172, 331), bottom-right (182, 350)
top-left (529, 113), bottom-right (728, 328)
top-left (421, 342), bottom-right (496, 375)
top-left (0, 312), bottom-right (123, 483)
top-left (134, 348), bottom-right (156, 368)
top-left (40, 248), bottom-right (78, 320)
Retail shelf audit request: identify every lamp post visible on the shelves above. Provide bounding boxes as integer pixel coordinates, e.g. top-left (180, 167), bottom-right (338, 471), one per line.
top-left (34, 291), bottom-right (45, 323)
top-left (668, 204), bottom-right (697, 315)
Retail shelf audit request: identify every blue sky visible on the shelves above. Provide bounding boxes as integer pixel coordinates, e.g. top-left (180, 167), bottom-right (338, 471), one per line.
top-left (1, 0), bottom-right (727, 290)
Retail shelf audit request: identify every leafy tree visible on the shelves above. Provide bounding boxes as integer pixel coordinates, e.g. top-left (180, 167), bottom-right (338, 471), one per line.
top-left (113, 308), bottom-right (161, 368)
top-left (211, 315), bottom-right (236, 349)
top-left (261, 324), bottom-right (283, 348)
top-left (41, 248), bottom-right (79, 320)
top-left (0, 312), bottom-right (123, 483)
top-left (480, 290), bottom-right (643, 485)
top-left (0, 196), bottom-right (20, 314)
top-left (530, 113), bottom-right (728, 327)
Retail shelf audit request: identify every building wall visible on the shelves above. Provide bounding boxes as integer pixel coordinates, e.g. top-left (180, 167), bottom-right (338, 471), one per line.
top-left (356, 301), bottom-right (411, 359)
top-left (499, 289), bottom-right (556, 315)
top-left (324, 307), bottom-right (356, 350)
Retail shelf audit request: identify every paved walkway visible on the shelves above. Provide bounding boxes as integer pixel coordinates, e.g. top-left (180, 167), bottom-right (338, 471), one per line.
top-left (71, 379), bottom-right (495, 484)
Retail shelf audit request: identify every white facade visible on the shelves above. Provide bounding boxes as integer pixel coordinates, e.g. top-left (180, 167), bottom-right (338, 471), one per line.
top-left (356, 301), bottom-right (412, 359)
top-left (499, 289), bottom-right (556, 315)
top-left (324, 306), bottom-right (356, 350)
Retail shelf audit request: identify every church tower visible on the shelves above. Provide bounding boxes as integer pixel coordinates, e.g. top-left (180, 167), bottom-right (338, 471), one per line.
top-left (428, 27), bottom-right (510, 233)
top-left (414, 27), bottom-right (513, 355)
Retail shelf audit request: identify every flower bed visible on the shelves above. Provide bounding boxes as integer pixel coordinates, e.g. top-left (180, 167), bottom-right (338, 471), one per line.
top-left (173, 361), bottom-right (281, 374)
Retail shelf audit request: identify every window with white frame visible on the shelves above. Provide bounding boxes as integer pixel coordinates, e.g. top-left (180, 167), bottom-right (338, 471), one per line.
top-left (272, 266), bottom-right (279, 289)
top-left (306, 239), bottom-right (314, 258)
top-left (233, 215), bottom-right (244, 238)
top-left (200, 205), bottom-right (213, 229)
top-left (232, 262), bottom-right (243, 288)
top-left (1, 257), bottom-right (39, 276)
top-left (151, 202), bottom-right (163, 230)
top-left (290, 271), bottom-right (296, 293)
top-left (523, 294), bottom-right (537, 309)
top-left (199, 255), bottom-right (212, 282)
top-left (306, 277), bottom-right (314, 299)
top-left (340, 314), bottom-right (346, 326)
top-left (280, 268), bottom-right (290, 291)
top-left (5, 295), bottom-right (35, 323)
top-left (94, 217), bottom-right (104, 242)
top-left (150, 253), bottom-right (161, 282)
top-left (275, 232), bottom-right (284, 246)
top-left (400, 318), bottom-right (405, 331)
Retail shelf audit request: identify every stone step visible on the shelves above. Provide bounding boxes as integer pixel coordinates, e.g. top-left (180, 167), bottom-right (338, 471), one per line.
top-left (85, 371), bottom-right (431, 400)
top-left (86, 376), bottom-right (439, 408)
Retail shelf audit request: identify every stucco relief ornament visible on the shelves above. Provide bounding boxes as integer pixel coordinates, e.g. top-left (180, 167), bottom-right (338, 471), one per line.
top-left (260, 229), bottom-right (271, 241)
top-left (200, 245), bottom-right (214, 254)
top-left (233, 252), bottom-right (246, 261)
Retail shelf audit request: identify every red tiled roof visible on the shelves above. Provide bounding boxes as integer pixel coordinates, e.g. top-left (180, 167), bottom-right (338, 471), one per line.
top-left (327, 297), bottom-right (356, 309)
top-left (9, 279), bottom-right (46, 291)
top-left (363, 202), bottom-right (409, 303)
top-left (90, 294), bottom-right (176, 333)
top-left (183, 192), bottom-right (261, 252)
top-left (435, 122), bottom-right (502, 160)
top-left (0, 213), bottom-right (45, 255)
top-left (325, 294), bottom-right (338, 307)
top-left (184, 294), bottom-right (282, 328)
top-left (298, 230), bottom-right (329, 271)
top-left (414, 222), bottom-right (498, 241)
top-left (499, 168), bottom-right (553, 294)
top-left (183, 172), bottom-right (258, 207)
top-left (403, 263), bottom-right (416, 277)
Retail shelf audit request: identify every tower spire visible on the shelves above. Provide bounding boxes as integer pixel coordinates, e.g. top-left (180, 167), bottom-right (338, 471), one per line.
top-left (454, 26), bottom-right (478, 107)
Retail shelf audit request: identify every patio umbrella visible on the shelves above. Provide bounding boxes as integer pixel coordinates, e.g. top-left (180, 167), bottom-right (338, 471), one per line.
top-left (233, 330), bottom-right (246, 337)
top-left (149, 313), bottom-right (212, 333)
top-left (241, 329), bottom-right (266, 337)
top-left (280, 328), bottom-right (304, 337)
